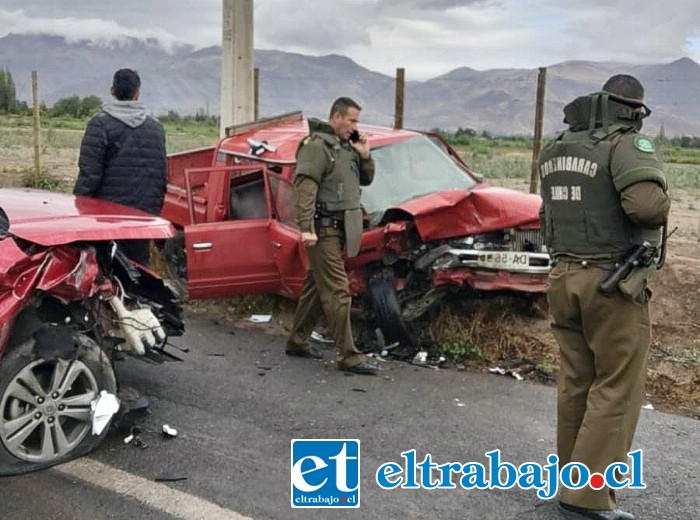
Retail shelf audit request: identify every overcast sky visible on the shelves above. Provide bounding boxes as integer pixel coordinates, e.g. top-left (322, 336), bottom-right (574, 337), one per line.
top-left (1, 1), bottom-right (700, 79)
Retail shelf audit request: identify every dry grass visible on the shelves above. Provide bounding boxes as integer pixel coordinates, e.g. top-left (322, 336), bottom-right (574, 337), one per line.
top-left (427, 296), bottom-right (557, 381)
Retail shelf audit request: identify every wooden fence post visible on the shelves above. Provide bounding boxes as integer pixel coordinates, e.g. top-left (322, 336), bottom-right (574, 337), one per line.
top-left (529, 67), bottom-right (547, 194)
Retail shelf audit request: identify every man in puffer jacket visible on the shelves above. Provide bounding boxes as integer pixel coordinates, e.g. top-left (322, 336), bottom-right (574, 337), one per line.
top-left (74, 68), bottom-right (167, 266)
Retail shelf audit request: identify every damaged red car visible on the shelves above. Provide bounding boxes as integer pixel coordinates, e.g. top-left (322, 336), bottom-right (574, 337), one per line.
top-left (0, 188), bottom-right (184, 475)
top-left (162, 112), bottom-right (550, 347)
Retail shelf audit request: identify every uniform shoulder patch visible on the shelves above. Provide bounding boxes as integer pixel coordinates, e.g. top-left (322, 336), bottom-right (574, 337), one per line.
top-left (634, 135), bottom-right (655, 153)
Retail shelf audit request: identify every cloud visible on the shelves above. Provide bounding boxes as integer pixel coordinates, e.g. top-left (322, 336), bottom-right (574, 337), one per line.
top-left (0, 8), bottom-right (186, 51)
top-left (1, 1), bottom-right (700, 80)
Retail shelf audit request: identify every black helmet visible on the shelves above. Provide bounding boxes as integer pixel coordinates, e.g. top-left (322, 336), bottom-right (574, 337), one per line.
top-left (601, 74), bottom-right (645, 107)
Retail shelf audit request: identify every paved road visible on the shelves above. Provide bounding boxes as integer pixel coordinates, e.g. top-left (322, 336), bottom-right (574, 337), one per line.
top-left (1, 312), bottom-right (698, 519)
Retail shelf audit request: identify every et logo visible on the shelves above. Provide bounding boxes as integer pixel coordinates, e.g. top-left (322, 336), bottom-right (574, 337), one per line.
top-left (290, 439), bottom-right (360, 508)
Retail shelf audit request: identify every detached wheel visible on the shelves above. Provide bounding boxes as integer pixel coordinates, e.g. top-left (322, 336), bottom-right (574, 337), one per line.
top-left (163, 229), bottom-right (189, 296)
top-left (0, 333), bottom-right (116, 476)
top-left (367, 269), bottom-right (415, 348)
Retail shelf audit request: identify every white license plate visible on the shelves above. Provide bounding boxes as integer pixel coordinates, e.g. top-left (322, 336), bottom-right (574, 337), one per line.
top-left (475, 252), bottom-right (530, 271)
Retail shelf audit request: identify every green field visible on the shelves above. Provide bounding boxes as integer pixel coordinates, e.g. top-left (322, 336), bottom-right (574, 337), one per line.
top-left (1, 114), bottom-right (699, 190)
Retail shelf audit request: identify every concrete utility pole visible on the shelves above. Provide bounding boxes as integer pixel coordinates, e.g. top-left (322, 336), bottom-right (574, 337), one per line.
top-left (529, 67), bottom-right (547, 194)
top-left (220, 0), bottom-right (254, 136)
top-left (394, 68), bottom-right (405, 130)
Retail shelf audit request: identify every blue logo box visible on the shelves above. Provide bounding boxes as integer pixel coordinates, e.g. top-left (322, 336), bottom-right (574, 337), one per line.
top-left (291, 439), bottom-right (361, 508)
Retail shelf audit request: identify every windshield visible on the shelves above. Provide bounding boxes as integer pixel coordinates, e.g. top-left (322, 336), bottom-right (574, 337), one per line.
top-left (361, 135), bottom-right (477, 220)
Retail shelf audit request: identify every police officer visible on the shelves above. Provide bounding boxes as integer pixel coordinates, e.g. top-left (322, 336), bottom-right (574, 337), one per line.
top-left (539, 75), bottom-right (670, 520)
top-left (285, 97), bottom-right (378, 375)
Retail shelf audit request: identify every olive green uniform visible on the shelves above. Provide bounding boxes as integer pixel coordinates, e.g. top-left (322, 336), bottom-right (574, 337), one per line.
top-left (539, 94), bottom-right (670, 510)
top-left (286, 119), bottom-right (374, 369)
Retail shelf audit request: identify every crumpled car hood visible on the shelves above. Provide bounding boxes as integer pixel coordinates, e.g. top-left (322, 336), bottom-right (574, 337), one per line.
top-left (0, 188), bottom-right (175, 246)
top-left (391, 186), bottom-right (542, 241)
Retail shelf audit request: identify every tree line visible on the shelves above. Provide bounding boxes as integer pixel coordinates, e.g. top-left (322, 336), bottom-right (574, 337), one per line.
top-left (0, 68), bottom-right (103, 117)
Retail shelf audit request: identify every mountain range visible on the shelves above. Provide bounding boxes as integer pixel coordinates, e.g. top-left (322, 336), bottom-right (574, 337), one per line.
top-left (2, 34), bottom-right (700, 136)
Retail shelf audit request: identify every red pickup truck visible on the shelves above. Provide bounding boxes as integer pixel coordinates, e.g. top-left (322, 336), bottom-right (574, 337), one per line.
top-left (161, 112), bottom-right (550, 347)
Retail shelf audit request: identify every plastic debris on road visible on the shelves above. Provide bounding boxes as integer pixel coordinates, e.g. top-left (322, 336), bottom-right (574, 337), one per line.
top-left (488, 366), bottom-right (525, 381)
top-left (310, 330), bottom-right (334, 343)
top-left (412, 350), bottom-right (428, 365)
top-left (247, 314), bottom-right (272, 323)
top-left (162, 424), bottom-right (179, 438)
top-left (91, 390), bottom-right (120, 435)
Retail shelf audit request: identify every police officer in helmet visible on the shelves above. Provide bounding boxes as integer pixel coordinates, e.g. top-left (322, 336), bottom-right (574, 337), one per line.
top-left (539, 75), bottom-right (670, 520)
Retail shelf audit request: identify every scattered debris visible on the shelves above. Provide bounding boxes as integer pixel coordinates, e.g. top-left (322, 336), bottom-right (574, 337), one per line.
top-left (162, 424), bottom-right (178, 438)
top-left (642, 403), bottom-right (655, 410)
top-left (247, 314), bottom-right (272, 323)
top-left (489, 366), bottom-right (525, 381)
top-left (155, 473), bottom-right (188, 482)
top-left (412, 351), bottom-right (428, 365)
top-left (123, 426), bottom-right (143, 446)
top-left (91, 390), bottom-right (120, 435)
top-left (125, 396), bottom-right (150, 414)
top-left (310, 330), bottom-right (334, 343)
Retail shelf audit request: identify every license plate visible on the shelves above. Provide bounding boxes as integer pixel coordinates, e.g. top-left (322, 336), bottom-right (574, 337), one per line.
top-left (475, 252), bottom-right (530, 271)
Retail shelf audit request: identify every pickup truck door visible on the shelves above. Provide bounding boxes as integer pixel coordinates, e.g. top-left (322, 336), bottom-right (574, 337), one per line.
top-left (184, 165), bottom-right (279, 298)
top-left (266, 173), bottom-right (308, 299)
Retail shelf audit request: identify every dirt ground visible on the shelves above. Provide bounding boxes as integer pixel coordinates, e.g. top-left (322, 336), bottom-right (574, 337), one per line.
top-left (1, 148), bottom-right (698, 419)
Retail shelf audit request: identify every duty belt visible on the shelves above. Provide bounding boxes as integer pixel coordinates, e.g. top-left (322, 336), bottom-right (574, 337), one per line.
top-left (556, 259), bottom-right (615, 270)
top-left (315, 215), bottom-right (342, 229)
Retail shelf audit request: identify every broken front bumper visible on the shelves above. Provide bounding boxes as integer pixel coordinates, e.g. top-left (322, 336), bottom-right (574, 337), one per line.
top-left (430, 245), bottom-right (551, 275)
top-left (416, 244), bottom-right (551, 293)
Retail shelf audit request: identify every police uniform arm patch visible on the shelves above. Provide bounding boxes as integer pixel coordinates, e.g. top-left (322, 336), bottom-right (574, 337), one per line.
top-left (634, 135), bottom-right (655, 153)
top-left (610, 133), bottom-right (667, 192)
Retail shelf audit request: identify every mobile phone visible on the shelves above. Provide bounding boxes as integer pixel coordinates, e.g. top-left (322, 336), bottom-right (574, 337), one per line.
top-left (349, 129), bottom-right (360, 143)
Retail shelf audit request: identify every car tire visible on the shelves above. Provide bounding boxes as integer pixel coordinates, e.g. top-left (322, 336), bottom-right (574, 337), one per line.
top-left (0, 332), bottom-right (117, 476)
top-left (163, 229), bottom-right (188, 296)
top-left (367, 269), bottom-right (415, 348)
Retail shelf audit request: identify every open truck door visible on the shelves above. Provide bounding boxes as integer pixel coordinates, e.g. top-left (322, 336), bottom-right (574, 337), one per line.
top-left (266, 173), bottom-right (308, 300)
top-left (180, 164), bottom-right (278, 298)
top-left (168, 163), bottom-right (307, 300)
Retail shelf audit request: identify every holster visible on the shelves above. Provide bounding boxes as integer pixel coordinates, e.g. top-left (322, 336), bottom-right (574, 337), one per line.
top-left (618, 265), bottom-right (655, 303)
top-left (314, 215), bottom-right (342, 231)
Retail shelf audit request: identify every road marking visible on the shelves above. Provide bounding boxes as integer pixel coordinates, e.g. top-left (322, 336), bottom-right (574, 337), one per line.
top-left (55, 458), bottom-right (253, 520)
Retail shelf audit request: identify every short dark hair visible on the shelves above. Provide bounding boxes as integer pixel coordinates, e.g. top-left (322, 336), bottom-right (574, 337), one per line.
top-left (112, 68), bottom-right (141, 101)
top-left (602, 74), bottom-right (645, 106)
top-left (329, 97), bottom-right (362, 119)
